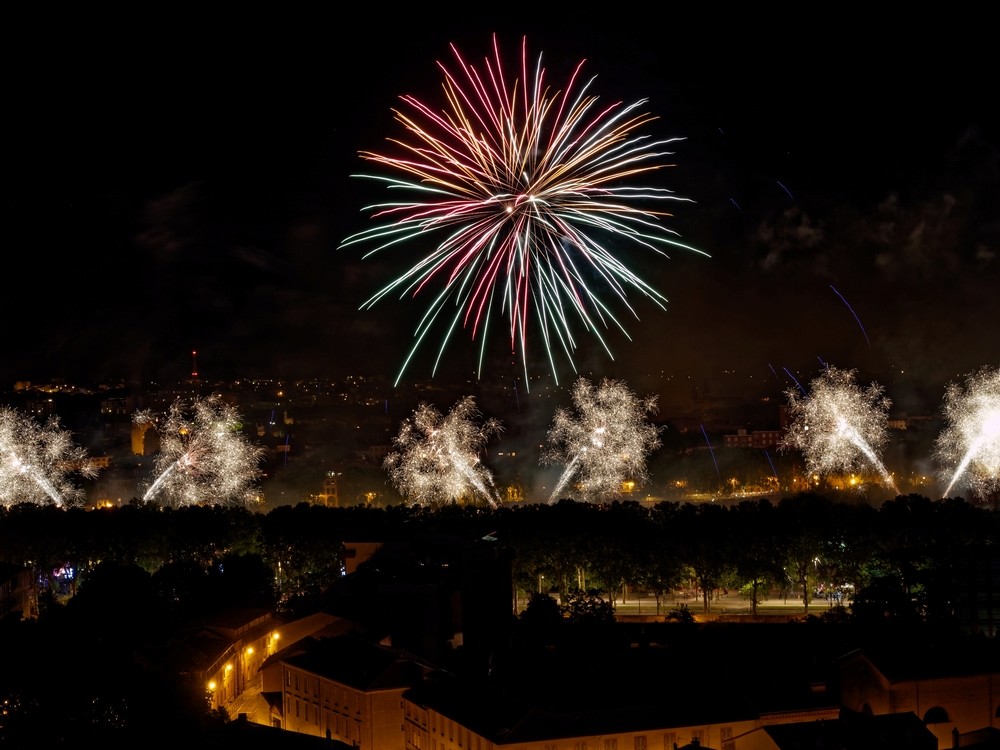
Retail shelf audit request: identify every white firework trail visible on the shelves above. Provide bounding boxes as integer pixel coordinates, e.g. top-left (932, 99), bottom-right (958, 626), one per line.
top-left (384, 396), bottom-right (503, 507)
top-left (542, 377), bottom-right (661, 503)
top-left (0, 406), bottom-right (98, 508)
top-left (137, 396), bottom-right (265, 507)
top-left (780, 366), bottom-right (898, 493)
top-left (936, 366), bottom-right (1000, 499)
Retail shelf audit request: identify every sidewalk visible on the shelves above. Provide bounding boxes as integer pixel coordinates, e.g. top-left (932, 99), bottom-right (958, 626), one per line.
top-left (611, 590), bottom-right (846, 618)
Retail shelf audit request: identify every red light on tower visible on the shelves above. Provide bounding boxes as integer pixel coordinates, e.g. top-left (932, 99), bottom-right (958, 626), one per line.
top-left (191, 350), bottom-right (199, 379)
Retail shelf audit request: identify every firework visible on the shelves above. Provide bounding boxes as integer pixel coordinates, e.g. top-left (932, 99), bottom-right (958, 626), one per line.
top-left (0, 406), bottom-right (98, 508)
top-left (935, 366), bottom-right (1000, 499)
top-left (384, 396), bottom-right (503, 507)
top-left (340, 35), bottom-right (707, 386)
top-left (779, 366), bottom-right (898, 493)
top-left (138, 396), bottom-right (265, 507)
top-left (542, 377), bottom-right (661, 503)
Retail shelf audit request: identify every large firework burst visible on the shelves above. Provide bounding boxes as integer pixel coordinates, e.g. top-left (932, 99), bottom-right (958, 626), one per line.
top-left (0, 406), bottom-right (98, 508)
top-left (779, 366), bottom-right (897, 493)
top-left (340, 35), bottom-right (707, 386)
top-left (384, 396), bottom-right (503, 507)
top-left (137, 396), bottom-right (265, 508)
top-left (542, 377), bottom-right (661, 503)
top-left (935, 366), bottom-right (1000, 500)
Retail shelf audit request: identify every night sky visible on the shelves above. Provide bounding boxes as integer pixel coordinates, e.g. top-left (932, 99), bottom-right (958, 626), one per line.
top-left (6, 11), bottom-right (998, 418)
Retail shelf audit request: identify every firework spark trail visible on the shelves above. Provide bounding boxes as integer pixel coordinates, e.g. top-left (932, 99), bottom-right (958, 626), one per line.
top-left (140, 461), bottom-right (177, 504)
top-left (783, 367), bottom-right (806, 395)
top-left (547, 450), bottom-right (584, 502)
top-left (779, 366), bottom-right (898, 494)
top-left (385, 396), bottom-right (503, 507)
top-left (765, 450), bottom-right (779, 483)
top-left (935, 367), bottom-right (1000, 499)
top-left (701, 424), bottom-right (721, 480)
top-left (0, 406), bottom-right (97, 508)
top-left (340, 34), bottom-right (707, 387)
top-left (542, 377), bottom-right (661, 503)
top-left (830, 284), bottom-right (871, 347)
top-left (137, 397), bottom-right (265, 507)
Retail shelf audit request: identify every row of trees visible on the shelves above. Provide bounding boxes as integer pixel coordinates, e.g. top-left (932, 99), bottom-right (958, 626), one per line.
top-left (1, 492), bottom-right (996, 624)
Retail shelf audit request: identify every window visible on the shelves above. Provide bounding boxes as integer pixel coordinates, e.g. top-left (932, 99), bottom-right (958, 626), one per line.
top-left (604, 740), bottom-right (618, 750)
top-left (692, 729), bottom-right (704, 744)
top-left (634, 737), bottom-right (647, 750)
top-left (663, 733), bottom-right (676, 748)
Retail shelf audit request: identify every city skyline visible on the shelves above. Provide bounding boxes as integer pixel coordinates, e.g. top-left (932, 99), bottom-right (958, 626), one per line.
top-left (5, 11), bottom-right (998, 422)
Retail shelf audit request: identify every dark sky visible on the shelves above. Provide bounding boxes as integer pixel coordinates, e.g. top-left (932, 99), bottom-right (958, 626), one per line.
top-left (5, 11), bottom-right (999, 416)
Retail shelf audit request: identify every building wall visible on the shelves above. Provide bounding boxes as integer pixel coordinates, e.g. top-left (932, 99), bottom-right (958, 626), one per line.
top-left (838, 653), bottom-right (893, 715)
top-left (260, 613), bottom-right (343, 694)
top-left (886, 673), bottom-right (1000, 747)
top-left (840, 653), bottom-right (1000, 748)
top-left (403, 700), bottom-right (759, 750)
top-left (204, 620), bottom-right (283, 715)
top-left (282, 663), bottom-right (407, 750)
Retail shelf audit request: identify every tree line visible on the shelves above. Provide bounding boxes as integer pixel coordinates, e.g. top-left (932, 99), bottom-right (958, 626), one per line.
top-left (1, 492), bottom-right (996, 624)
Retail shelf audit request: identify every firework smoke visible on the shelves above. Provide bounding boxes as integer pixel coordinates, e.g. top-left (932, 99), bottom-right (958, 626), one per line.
top-left (0, 406), bottom-right (98, 508)
top-left (340, 34), bottom-right (707, 386)
top-left (384, 395), bottom-right (503, 507)
top-left (542, 377), bottom-right (661, 503)
top-left (138, 396), bottom-right (265, 507)
top-left (780, 366), bottom-right (898, 493)
top-left (935, 366), bottom-right (1000, 499)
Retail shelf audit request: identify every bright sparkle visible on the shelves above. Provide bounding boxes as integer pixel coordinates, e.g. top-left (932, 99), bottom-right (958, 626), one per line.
top-left (384, 395), bottom-right (503, 507)
top-left (779, 366), bottom-right (898, 493)
top-left (936, 366), bottom-right (1000, 499)
top-left (0, 407), bottom-right (98, 508)
top-left (542, 377), bottom-right (661, 503)
top-left (137, 396), bottom-right (265, 508)
top-left (340, 34), bottom-right (707, 387)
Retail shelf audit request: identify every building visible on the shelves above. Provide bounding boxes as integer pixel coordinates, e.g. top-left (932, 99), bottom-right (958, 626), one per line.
top-left (722, 429), bottom-right (783, 450)
top-left (266, 632), bottom-right (434, 748)
top-left (402, 668), bottom-right (769, 750)
top-left (839, 641), bottom-right (1000, 748)
top-left (741, 708), bottom-right (936, 749)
